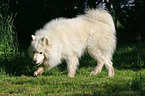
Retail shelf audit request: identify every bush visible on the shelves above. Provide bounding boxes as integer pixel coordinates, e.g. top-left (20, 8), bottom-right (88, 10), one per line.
top-left (0, 3), bottom-right (19, 61)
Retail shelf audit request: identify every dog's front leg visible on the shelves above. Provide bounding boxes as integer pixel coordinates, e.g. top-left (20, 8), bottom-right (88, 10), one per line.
top-left (66, 53), bottom-right (79, 78)
top-left (34, 66), bottom-right (44, 76)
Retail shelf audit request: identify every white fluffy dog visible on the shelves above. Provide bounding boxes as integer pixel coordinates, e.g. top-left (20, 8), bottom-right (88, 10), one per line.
top-left (28, 9), bottom-right (116, 77)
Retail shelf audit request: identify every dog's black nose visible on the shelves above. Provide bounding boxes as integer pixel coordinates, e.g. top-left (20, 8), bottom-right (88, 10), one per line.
top-left (33, 59), bottom-right (37, 63)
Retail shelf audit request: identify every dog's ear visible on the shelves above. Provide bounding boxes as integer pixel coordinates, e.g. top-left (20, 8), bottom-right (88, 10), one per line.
top-left (31, 35), bottom-right (35, 41)
top-left (41, 36), bottom-right (50, 46)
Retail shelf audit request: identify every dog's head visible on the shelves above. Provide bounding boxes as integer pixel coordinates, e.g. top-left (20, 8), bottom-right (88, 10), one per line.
top-left (29, 35), bottom-right (50, 66)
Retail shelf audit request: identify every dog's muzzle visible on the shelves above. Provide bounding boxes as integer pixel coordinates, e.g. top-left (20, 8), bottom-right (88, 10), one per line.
top-left (33, 58), bottom-right (45, 66)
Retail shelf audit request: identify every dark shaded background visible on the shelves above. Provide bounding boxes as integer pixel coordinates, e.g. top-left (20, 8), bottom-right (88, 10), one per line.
top-left (0, 0), bottom-right (145, 49)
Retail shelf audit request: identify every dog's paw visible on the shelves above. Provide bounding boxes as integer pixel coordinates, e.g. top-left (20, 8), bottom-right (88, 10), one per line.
top-left (68, 73), bottom-right (75, 78)
top-left (90, 71), bottom-right (98, 76)
top-left (34, 71), bottom-right (38, 76)
top-left (108, 72), bottom-right (114, 77)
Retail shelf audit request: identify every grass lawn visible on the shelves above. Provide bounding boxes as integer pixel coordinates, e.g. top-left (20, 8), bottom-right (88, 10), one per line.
top-left (0, 41), bottom-right (145, 95)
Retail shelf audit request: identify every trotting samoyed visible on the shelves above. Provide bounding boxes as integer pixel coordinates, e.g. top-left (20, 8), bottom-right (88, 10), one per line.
top-left (28, 9), bottom-right (116, 78)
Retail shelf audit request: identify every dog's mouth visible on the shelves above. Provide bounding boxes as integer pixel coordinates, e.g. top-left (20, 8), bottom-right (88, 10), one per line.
top-left (34, 59), bottom-right (45, 66)
top-left (36, 61), bottom-right (43, 66)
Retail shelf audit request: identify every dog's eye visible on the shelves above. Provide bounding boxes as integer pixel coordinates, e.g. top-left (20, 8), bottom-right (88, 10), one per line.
top-left (39, 52), bottom-right (43, 54)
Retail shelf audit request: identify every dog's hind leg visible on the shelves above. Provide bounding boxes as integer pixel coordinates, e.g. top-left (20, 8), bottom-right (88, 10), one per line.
top-left (66, 53), bottom-right (79, 78)
top-left (88, 48), bottom-right (114, 77)
top-left (104, 59), bottom-right (114, 77)
top-left (88, 49), bottom-right (104, 76)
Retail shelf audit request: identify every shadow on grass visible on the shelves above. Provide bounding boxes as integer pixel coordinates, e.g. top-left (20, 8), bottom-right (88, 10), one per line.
top-left (113, 41), bottom-right (145, 70)
top-left (74, 73), bottom-right (145, 96)
top-left (0, 54), bottom-right (35, 76)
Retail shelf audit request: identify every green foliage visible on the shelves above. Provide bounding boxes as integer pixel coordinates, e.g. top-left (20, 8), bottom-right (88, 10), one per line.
top-left (0, 5), bottom-right (19, 61)
top-left (0, 44), bottom-right (5, 54)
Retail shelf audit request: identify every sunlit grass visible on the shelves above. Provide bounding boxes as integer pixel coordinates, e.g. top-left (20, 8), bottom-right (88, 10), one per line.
top-left (0, 69), bottom-right (145, 95)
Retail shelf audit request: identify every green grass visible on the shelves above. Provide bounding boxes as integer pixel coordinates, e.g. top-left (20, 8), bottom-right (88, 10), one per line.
top-left (0, 69), bottom-right (145, 95)
top-left (0, 42), bottom-right (145, 95)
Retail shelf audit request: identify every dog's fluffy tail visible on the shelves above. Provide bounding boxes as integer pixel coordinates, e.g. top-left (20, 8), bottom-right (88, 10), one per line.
top-left (85, 9), bottom-right (115, 31)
